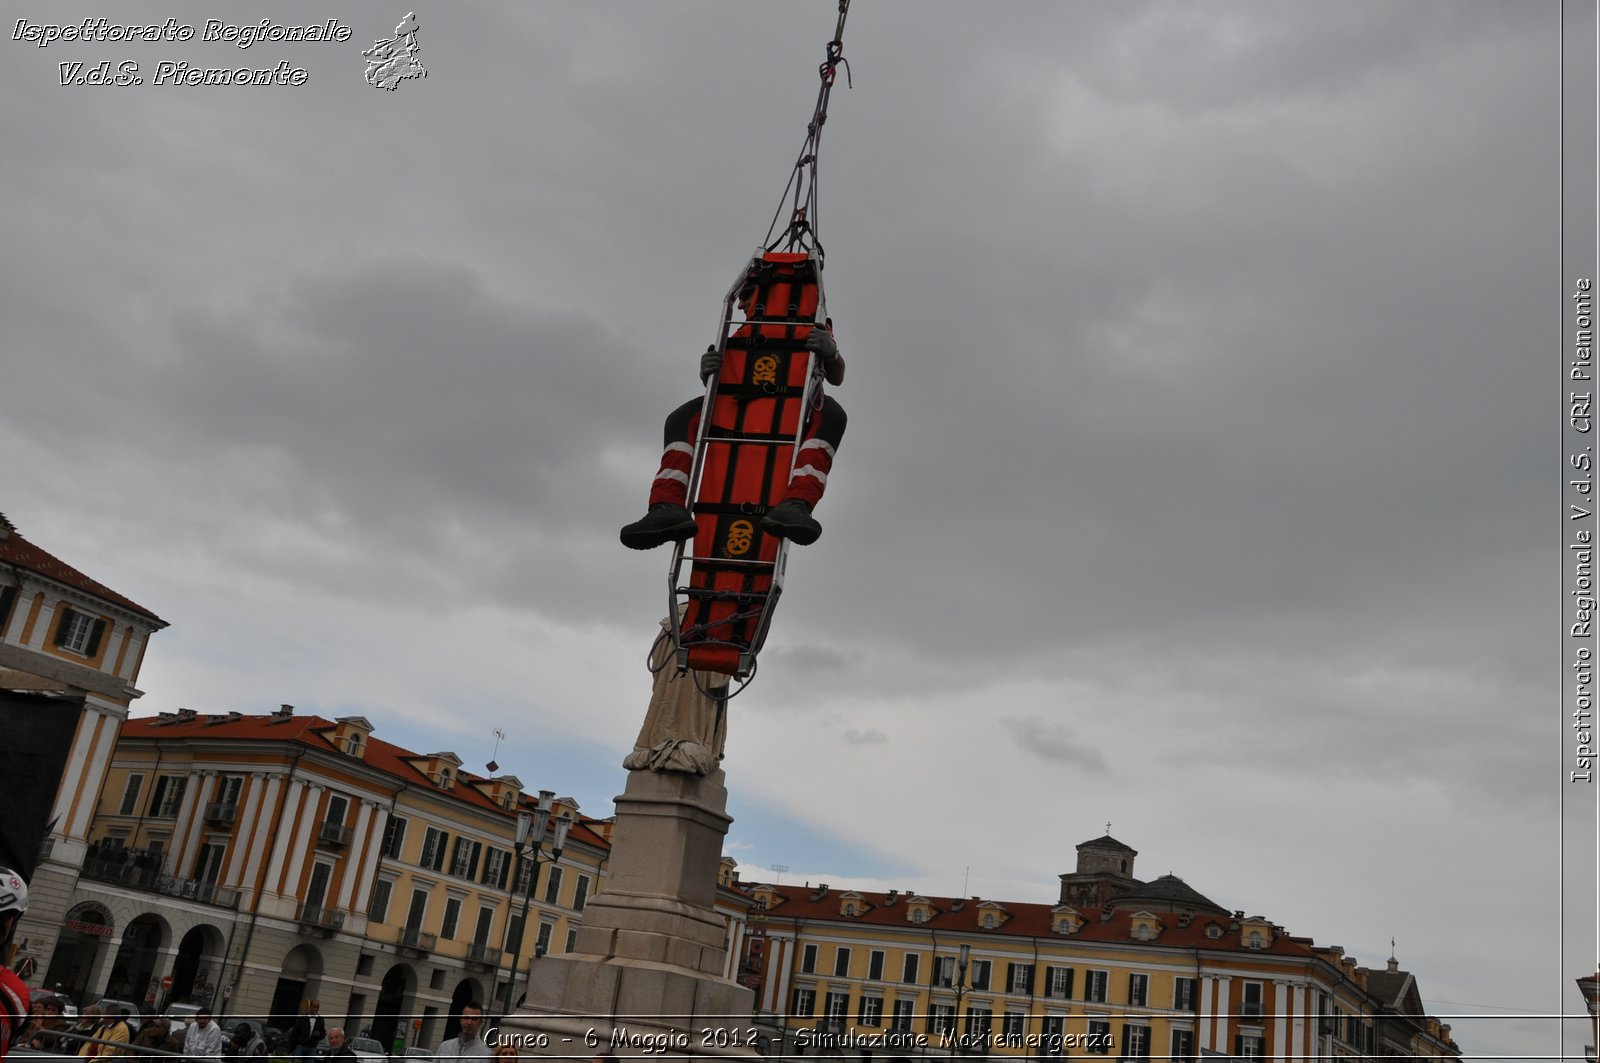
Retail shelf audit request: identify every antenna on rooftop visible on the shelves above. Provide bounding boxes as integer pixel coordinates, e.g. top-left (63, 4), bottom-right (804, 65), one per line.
top-left (770, 863), bottom-right (789, 885)
top-left (486, 727), bottom-right (506, 773)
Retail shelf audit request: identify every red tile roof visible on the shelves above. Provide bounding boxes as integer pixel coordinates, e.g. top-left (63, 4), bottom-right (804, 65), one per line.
top-left (120, 711), bottom-right (610, 850)
top-left (750, 884), bottom-right (1316, 958)
top-left (0, 517), bottom-right (164, 624)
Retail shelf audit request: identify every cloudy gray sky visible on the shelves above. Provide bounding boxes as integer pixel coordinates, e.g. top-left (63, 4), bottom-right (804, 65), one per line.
top-left (3, 1), bottom-right (1591, 1056)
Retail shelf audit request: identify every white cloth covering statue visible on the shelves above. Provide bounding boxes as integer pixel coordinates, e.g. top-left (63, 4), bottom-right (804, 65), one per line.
top-left (623, 616), bottom-right (728, 775)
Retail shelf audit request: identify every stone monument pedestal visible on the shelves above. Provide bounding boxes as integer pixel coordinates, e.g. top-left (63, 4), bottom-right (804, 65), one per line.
top-left (502, 768), bottom-right (760, 1060)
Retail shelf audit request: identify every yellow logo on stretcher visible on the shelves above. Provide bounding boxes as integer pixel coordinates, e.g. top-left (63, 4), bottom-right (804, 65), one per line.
top-left (752, 355), bottom-right (780, 386)
top-left (725, 519), bottom-right (755, 556)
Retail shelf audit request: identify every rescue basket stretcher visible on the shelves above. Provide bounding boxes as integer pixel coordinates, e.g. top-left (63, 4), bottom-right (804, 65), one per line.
top-left (665, 249), bottom-right (828, 680)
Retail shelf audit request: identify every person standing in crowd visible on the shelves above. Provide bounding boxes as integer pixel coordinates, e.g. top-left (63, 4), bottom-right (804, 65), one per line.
top-left (19, 994), bottom-right (67, 1052)
top-left (182, 1008), bottom-right (223, 1060)
top-left (130, 1017), bottom-right (171, 1055)
top-left (291, 1000), bottom-right (327, 1060)
top-left (433, 1003), bottom-right (488, 1059)
top-left (325, 1027), bottom-right (355, 1062)
top-left (69, 1005), bottom-right (104, 1052)
top-left (78, 1006), bottom-right (129, 1060)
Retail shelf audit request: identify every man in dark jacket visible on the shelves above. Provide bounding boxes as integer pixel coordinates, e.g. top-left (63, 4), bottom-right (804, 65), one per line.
top-left (291, 1002), bottom-right (326, 1060)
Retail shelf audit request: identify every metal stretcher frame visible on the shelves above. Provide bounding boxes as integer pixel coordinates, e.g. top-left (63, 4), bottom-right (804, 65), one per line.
top-left (665, 249), bottom-right (828, 681)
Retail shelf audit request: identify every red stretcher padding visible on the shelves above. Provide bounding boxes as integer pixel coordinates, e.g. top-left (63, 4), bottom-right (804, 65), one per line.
top-left (679, 253), bottom-right (821, 675)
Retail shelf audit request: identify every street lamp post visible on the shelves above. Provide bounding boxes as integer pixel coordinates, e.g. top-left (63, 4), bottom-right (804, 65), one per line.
top-left (496, 791), bottom-right (573, 1018)
top-left (949, 943), bottom-right (971, 1061)
top-left (513, 813), bottom-right (571, 1011)
top-left (497, 791), bottom-right (552, 1019)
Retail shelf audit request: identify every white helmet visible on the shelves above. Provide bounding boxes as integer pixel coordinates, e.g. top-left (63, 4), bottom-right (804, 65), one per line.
top-left (0, 867), bottom-right (28, 915)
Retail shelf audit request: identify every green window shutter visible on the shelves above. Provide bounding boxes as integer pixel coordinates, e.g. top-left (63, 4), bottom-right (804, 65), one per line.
top-left (85, 619), bottom-right (106, 657)
top-left (53, 607), bottom-right (75, 646)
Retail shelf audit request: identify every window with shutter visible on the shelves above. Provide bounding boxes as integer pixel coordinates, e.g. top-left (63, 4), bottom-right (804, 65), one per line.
top-left (1042, 1016), bottom-right (1065, 1056)
top-left (1173, 977), bottom-right (1197, 1011)
top-left (573, 874), bottom-right (590, 911)
top-left (118, 774), bottom-right (144, 816)
top-left (1006, 962), bottom-right (1034, 995)
top-left (369, 878), bottom-right (393, 922)
top-left (440, 897), bottom-right (461, 940)
top-left (54, 608), bottom-right (103, 655)
top-left (420, 827), bottom-right (447, 871)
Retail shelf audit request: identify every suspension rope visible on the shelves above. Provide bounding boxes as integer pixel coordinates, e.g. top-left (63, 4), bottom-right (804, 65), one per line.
top-left (763, 0), bottom-right (853, 257)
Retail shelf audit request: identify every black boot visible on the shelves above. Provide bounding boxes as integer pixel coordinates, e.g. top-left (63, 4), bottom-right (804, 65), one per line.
top-left (761, 498), bottom-right (822, 545)
top-left (620, 503), bottom-right (697, 550)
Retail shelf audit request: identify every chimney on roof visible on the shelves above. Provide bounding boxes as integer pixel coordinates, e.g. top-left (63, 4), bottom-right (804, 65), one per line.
top-left (176, 708), bottom-right (197, 723)
top-left (950, 899), bottom-right (965, 912)
top-left (884, 890), bottom-right (899, 905)
top-left (1386, 956), bottom-right (1399, 973)
top-left (270, 704), bottom-right (294, 723)
top-left (1177, 912), bottom-right (1193, 928)
top-left (809, 884), bottom-right (829, 901)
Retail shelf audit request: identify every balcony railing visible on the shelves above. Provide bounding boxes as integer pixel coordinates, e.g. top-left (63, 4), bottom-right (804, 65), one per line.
top-left (317, 822), bottom-right (352, 848)
top-left (81, 858), bottom-right (239, 910)
top-left (466, 942), bottom-right (499, 968)
top-left (398, 926), bottom-right (437, 957)
top-left (296, 903), bottom-right (346, 936)
top-left (204, 802), bottom-right (238, 825)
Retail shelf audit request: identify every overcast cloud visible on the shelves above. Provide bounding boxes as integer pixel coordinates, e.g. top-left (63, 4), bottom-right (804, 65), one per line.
top-left (1, 2), bottom-right (1588, 1056)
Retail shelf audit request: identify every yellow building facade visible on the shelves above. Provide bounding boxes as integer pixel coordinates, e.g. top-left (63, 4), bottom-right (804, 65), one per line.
top-left (53, 707), bottom-right (609, 1051)
top-left (736, 836), bottom-right (1459, 1063)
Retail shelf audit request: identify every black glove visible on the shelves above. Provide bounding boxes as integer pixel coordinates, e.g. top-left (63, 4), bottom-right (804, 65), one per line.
top-left (699, 345), bottom-right (722, 383)
top-left (805, 327), bottom-right (838, 364)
